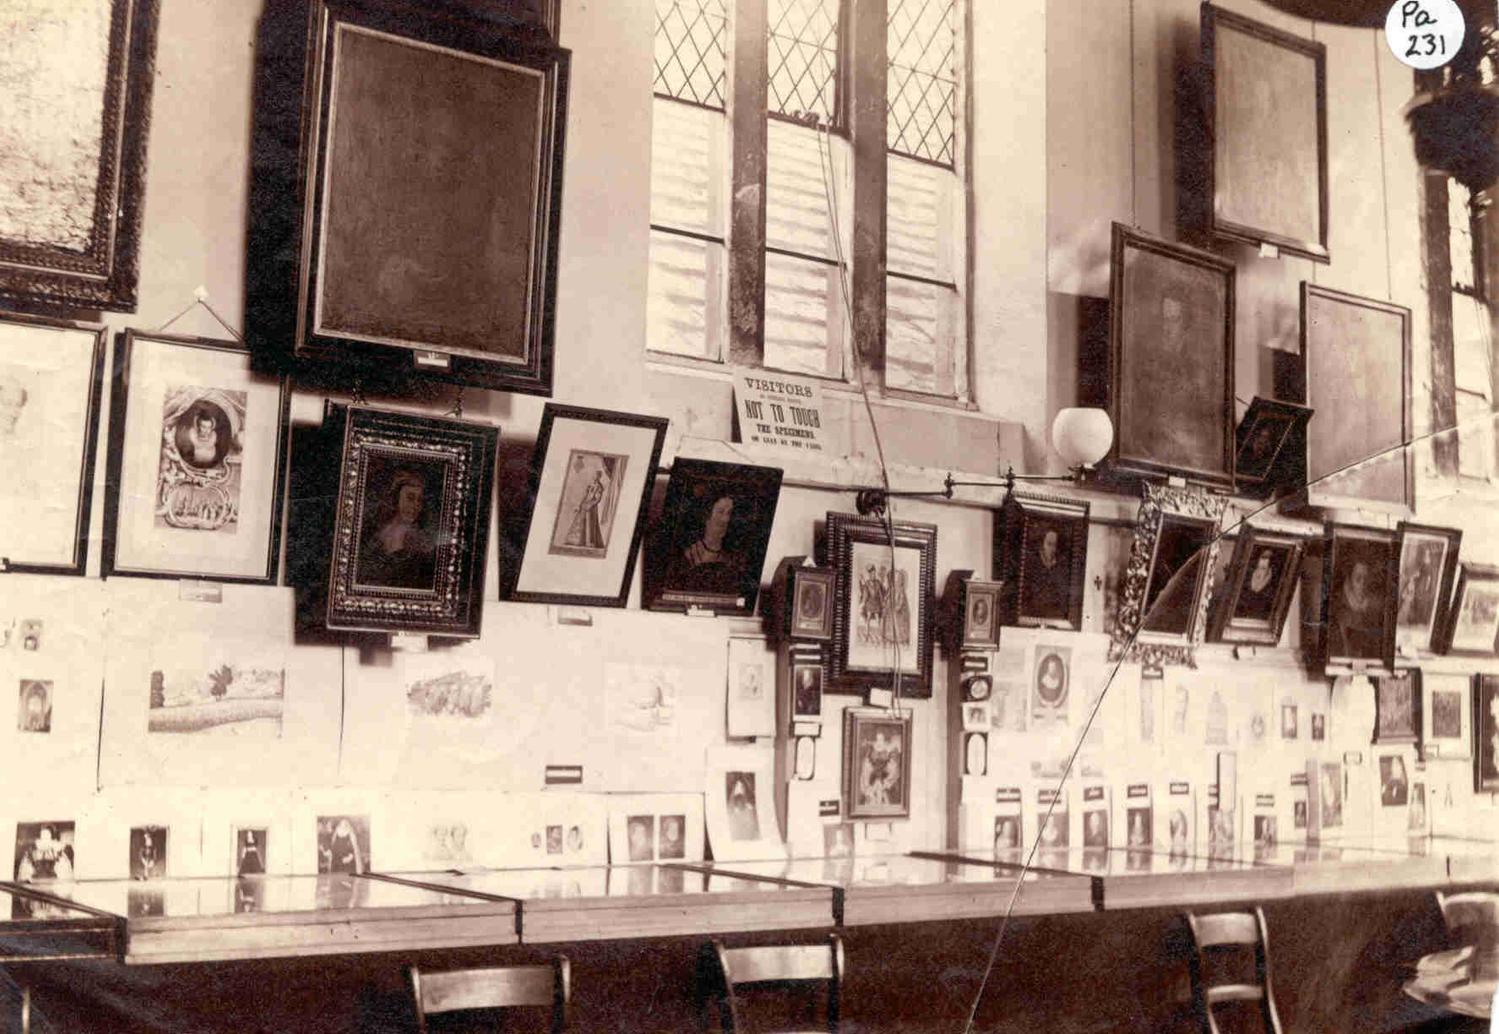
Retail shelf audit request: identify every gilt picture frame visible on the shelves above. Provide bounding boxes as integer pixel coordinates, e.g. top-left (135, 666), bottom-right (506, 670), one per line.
top-left (1209, 528), bottom-right (1305, 647)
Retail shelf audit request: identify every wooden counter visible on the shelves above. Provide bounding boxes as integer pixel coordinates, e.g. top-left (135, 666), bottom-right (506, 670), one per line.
top-left (0, 884), bottom-right (120, 963)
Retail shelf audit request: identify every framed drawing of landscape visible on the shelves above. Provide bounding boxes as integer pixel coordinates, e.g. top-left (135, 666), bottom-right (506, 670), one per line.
top-left (0, 0), bottom-right (160, 311)
top-left (103, 331), bottom-right (290, 584)
top-left (0, 313), bottom-right (107, 575)
top-left (1202, 5), bottom-right (1329, 262)
top-left (1108, 223), bottom-right (1237, 488)
top-left (293, 0), bottom-right (569, 393)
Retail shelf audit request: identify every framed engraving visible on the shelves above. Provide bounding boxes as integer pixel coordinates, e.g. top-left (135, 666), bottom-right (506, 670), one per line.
top-left (993, 493), bottom-right (1088, 631)
top-left (1441, 564), bottom-right (1499, 658)
top-left (958, 577), bottom-right (1003, 650)
top-left (1209, 528), bottom-right (1305, 647)
top-left (1394, 523), bottom-right (1462, 657)
top-left (1372, 671), bottom-right (1420, 746)
top-left (786, 565), bottom-right (835, 641)
top-left (1321, 523), bottom-right (1398, 672)
top-left (1420, 672), bottom-right (1472, 760)
top-left (103, 331), bottom-right (290, 584)
top-left (843, 709), bottom-right (912, 821)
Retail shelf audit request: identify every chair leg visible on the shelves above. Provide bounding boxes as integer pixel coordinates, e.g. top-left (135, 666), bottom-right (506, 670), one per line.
top-left (20, 984), bottom-right (30, 1034)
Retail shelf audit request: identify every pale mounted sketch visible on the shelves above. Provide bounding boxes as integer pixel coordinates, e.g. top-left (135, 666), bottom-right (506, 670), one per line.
top-left (405, 668), bottom-right (493, 719)
top-left (147, 663), bottom-right (284, 736)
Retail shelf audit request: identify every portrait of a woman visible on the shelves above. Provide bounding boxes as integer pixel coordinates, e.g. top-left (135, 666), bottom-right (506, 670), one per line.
top-left (358, 466), bottom-right (438, 591)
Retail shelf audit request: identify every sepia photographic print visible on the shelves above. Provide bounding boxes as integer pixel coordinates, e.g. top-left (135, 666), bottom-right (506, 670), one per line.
top-left (792, 663), bottom-right (823, 718)
top-left (844, 711), bottom-right (912, 821)
top-left (788, 566), bottom-right (835, 640)
top-left (13, 821), bottom-right (75, 882)
top-left (17, 678), bottom-right (52, 733)
top-left (1031, 645), bottom-right (1071, 725)
top-left (1378, 754), bottom-right (1409, 807)
top-left (725, 772), bottom-right (760, 842)
top-left (316, 815), bottom-right (370, 875)
top-left (1394, 523), bottom-right (1461, 655)
top-left (234, 828), bottom-right (268, 876)
top-left (625, 815), bottom-right (655, 862)
top-left (1373, 672), bottom-right (1420, 745)
top-left (129, 826), bottom-right (167, 880)
top-left (826, 512), bottom-right (937, 697)
top-left (962, 579), bottom-right (1002, 648)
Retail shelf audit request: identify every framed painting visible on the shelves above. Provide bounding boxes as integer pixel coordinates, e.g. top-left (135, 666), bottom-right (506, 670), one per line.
top-left (1111, 483), bottom-right (1228, 668)
top-left (0, 0), bottom-right (160, 312)
top-left (1233, 397), bottom-right (1312, 496)
top-left (102, 330), bottom-right (290, 584)
top-left (1475, 674), bottom-right (1499, 792)
top-left (0, 312), bottom-right (106, 575)
top-left (785, 565), bottom-right (835, 642)
top-left (843, 709), bottom-right (912, 821)
top-left (642, 458), bottom-right (783, 616)
top-left (324, 405), bottom-right (498, 637)
top-left (824, 512), bottom-right (938, 698)
top-left (1107, 222), bottom-right (1236, 487)
top-left (993, 493), bottom-right (1088, 631)
top-left (1440, 564), bottom-right (1499, 657)
top-left (1372, 671), bottom-right (1420, 746)
top-left (1394, 523), bottom-right (1461, 656)
top-left (1420, 672), bottom-right (1472, 760)
top-left (1209, 528), bottom-right (1305, 647)
top-left (957, 576), bottom-right (1003, 651)
top-left (508, 404), bottom-right (667, 607)
top-left (1299, 284), bottom-right (1413, 515)
top-left (293, 0), bottom-right (569, 394)
top-left (1202, 5), bottom-right (1329, 262)
top-left (1321, 523), bottom-right (1398, 672)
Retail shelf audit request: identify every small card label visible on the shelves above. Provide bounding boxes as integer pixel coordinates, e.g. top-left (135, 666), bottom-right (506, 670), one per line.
top-left (414, 350), bottom-right (452, 369)
top-left (1257, 241), bottom-right (1280, 259)
top-left (818, 799), bottom-right (841, 817)
top-left (995, 787), bottom-right (1022, 804)
top-left (1170, 781), bottom-right (1190, 796)
top-left (1127, 783), bottom-right (1149, 799)
top-left (545, 765), bottom-right (584, 785)
top-left (867, 688), bottom-right (895, 708)
top-left (1255, 794), bottom-right (1275, 808)
top-left (390, 632), bottom-right (428, 653)
top-left (178, 580), bottom-right (223, 603)
top-left (1084, 786), bottom-right (1105, 802)
top-left (792, 720), bottom-right (822, 738)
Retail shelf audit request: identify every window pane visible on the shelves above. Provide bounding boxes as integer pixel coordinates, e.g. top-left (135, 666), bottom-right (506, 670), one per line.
top-left (647, 230), bottom-right (724, 360)
top-left (766, 120), bottom-right (845, 258)
top-left (655, 0), bottom-right (728, 109)
top-left (1449, 178), bottom-right (1478, 296)
top-left (1456, 389), bottom-right (1495, 480)
top-left (764, 251), bottom-right (844, 377)
top-left (886, 275), bottom-right (957, 396)
top-left (888, 0), bottom-right (959, 165)
top-left (767, 0), bottom-right (841, 123)
top-left (887, 153), bottom-right (955, 281)
top-left (652, 98), bottom-right (725, 235)
top-left (1453, 292), bottom-right (1492, 395)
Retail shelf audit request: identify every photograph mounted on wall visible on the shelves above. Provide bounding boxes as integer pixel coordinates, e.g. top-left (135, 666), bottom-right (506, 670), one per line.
top-left (147, 662), bottom-right (285, 737)
top-left (1475, 674), bottom-right (1499, 793)
top-left (324, 405), bottom-right (498, 638)
top-left (1372, 671), bottom-right (1420, 746)
top-left (1421, 673), bottom-right (1472, 760)
top-left (103, 330), bottom-right (291, 584)
top-left (13, 821), bottom-right (75, 883)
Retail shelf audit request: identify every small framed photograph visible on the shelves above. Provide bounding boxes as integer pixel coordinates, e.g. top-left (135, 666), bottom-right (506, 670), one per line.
top-left (1232, 398), bottom-right (1312, 496)
top-left (1107, 222), bottom-right (1236, 487)
top-left (0, 313), bottom-right (107, 575)
top-left (961, 703), bottom-right (989, 731)
top-left (13, 821), bottom-right (76, 883)
top-left (233, 827), bottom-right (269, 877)
top-left (1420, 673), bottom-right (1472, 760)
top-left (962, 673), bottom-right (993, 703)
top-left (786, 565), bottom-right (835, 641)
top-left (17, 679), bottom-right (53, 734)
top-left (324, 406), bottom-right (498, 637)
top-left (1209, 528), bottom-right (1305, 646)
top-left (791, 662), bottom-right (824, 719)
top-left (1476, 675), bottom-right (1499, 793)
top-left (825, 512), bottom-right (938, 697)
top-left (1202, 6), bottom-right (1329, 261)
top-left (1311, 712), bottom-right (1326, 741)
top-left (843, 710), bottom-right (912, 821)
top-left (1378, 753), bottom-right (1410, 808)
top-left (1394, 523), bottom-right (1462, 656)
top-left (1440, 564), bottom-right (1499, 657)
top-left (957, 576), bottom-right (1003, 649)
top-left (643, 458), bottom-right (783, 615)
top-left (129, 825), bottom-right (169, 880)
top-left (606, 794), bottom-right (703, 865)
top-left (1322, 523), bottom-right (1399, 671)
top-left (316, 814), bottom-right (371, 875)
top-left (508, 404), bottom-right (667, 607)
top-left (1373, 671), bottom-right (1420, 746)
top-left (103, 330), bottom-right (291, 584)
top-left (993, 494), bottom-right (1089, 631)
top-left (1280, 703), bottom-right (1298, 740)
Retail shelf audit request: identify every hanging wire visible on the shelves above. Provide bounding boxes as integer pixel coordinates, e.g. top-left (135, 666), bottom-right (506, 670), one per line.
top-left (155, 294), bottom-right (245, 342)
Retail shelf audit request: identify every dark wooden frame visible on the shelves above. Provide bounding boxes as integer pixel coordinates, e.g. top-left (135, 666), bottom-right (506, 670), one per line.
top-left (993, 493), bottom-right (1088, 631)
top-left (1393, 522), bottom-right (1463, 656)
top-left (1209, 528), bottom-right (1305, 647)
top-left (1298, 284), bottom-right (1414, 515)
top-left (642, 458), bottom-right (783, 616)
top-left (1201, 4), bottom-right (1330, 263)
top-left (1232, 397), bottom-right (1312, 496)
top-left (292, 0), bottom-right (569, 394)
top-left (1320, 522), bottom-right (1399, 673)
top-left (1475, 674), bottom-right (1499, 793)
top-left (1420, 672), bottom-right (1471, 761)
top-left (1440, 563), bottom-right (1499, 658)
top-left (824, 512), bottom-right (937, 698)
top-left (956, 576), bottom-right (1003, 651)
top-left (1372, 670), bottom-right (1421, 746)
top-left (324, 405), bottom-right (498, 637)
top-left (842, 709), bottom-right (914, 821)
top-left (785, 565), bottom-right (836, 642)
top-left (101, 330), bottom-right (291, 585)
top-left (0, 312), bottom-right (106, 576)
top-left (0, 0), bottom-right (160, 312)
top-left (1107, 223), bottom-right (1237, 487)
top-left (506, 404), bottom-right (668, 608)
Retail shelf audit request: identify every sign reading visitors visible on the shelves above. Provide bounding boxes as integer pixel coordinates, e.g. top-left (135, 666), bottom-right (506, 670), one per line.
top-left (733, 371), bottom-right (831, 455)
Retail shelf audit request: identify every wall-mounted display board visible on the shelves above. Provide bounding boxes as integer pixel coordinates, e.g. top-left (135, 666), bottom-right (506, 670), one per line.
top-left (0, 0), bottom-right (159, 312)
top-left (1201, 4), bottom-right (1329, 262)
top-left (1106, 223), bottom-right (1236, 488)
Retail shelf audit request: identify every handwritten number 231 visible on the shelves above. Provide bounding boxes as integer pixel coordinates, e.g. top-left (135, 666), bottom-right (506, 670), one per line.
top-left (1404, 32), bottom-right (1446, 57)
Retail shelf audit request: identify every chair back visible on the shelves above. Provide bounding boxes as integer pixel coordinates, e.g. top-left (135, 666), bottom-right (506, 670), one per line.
top-left (706, 934), bottom-right (844, 1033)
top-left (1184, 907), bottom-right (1284, 1034)
top-left (1435, 890), bottom-right (1499, 979)
top-left (409, 956), bottom-right (570, 1033)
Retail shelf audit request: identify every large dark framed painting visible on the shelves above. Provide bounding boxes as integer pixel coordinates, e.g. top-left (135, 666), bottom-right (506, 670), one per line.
top-left (642, 458), bottom-right (783, 616)
top-left (1111, 483), bottom-right (1228, 668)
top-left (993, 493), bottom-right (1089, 631)
top-left (325, 406), bottom-right (498, 637)
top-left (1320, 522), bottom-right (1398, 672)
top-left (507, 404), bottom-right (667, 608)
top-left (1475, 674), bottom-right (1499, 792)
top-left (1393, 522), bottom-right (1461, 657)
top-left (103, 331), bottom-right (290, 584)
top-left (824, 513), bottom-right (937, 698)
top-left (1209, 528), bottom-right (1305, 647)
top-left (0, 0), bottom-right (159, 312)
top-left (1107, 223), bottom-right (1236, 487)
top-left (294, 0), bottom-right (569, 394)
top-left (1233, 397), bottom-right (1312, 497)
top-left (1440, 564), bottom-right (1499, 658)
top-left (1300, 284), bottom-right (1413, 515)
top-left (1202, 5), bottom-right (1329, 262)
top-left (0, 312), bottom-right (107, 576)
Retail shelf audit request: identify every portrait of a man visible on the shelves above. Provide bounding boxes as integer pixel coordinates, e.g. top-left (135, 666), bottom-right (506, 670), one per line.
top-left (726, 773), bottom-right (760, 841)
top-left (356, 457), bottom-right (442, 592)
top-left (1083, 809), bottom-right (1109, 849)
top-left (993, 816), bottom-right (1020, 853)
top-left (626, 815), bottom-right (655, 862)
top-left (17, 679), bottom-right (51, 733)
top-left (1031, 648), bottom-right (1069, 722)
top-left (792, 571), bottom-right (833, 638)
top-left (1325, 534), bottom-right (1394, 662)
top-left (658, 815), bottom-right (685, 860)
top-left (1379, 755), bottom-right (1409, 807)
top-left (1019, 519), bottom-right (1073, 622)
top-left (793, 665), bottom-right (822, 717)
top-left (1235, 411), bottom-right (1291, 480)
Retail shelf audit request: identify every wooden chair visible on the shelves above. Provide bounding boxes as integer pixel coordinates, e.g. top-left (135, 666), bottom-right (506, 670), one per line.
top-left (704, 934), bottom-right (844, 1034)
top-left (1435, 890), bottom-right (1499, 976)
top-left (408, 956), bottom-right (570, 1033)
top-left (1185, 908), bottom-right (1284, 1034)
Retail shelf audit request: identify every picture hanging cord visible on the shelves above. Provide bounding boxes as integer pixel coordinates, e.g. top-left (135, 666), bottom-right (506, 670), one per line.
top-left (154, 291), bottom-right (244, 343)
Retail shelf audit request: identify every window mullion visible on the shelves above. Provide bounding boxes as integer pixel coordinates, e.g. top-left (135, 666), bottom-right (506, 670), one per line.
top-left (849, 0), bottom-right (888, 386)
top-left (727, 0), bottom-right (769, 368)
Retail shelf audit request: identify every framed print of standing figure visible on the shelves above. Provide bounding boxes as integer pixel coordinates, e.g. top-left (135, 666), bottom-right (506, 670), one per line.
top-left (1209, 528), bottom-right (1305, 646)
top-left (1393, 523), bottom-right (1461, 656)
top-left (1440, 564), bottom-right (1499, 658)
top-left (0, 312), bottom-right (106, 575)
top-left (843, 710), bottom-right (912, 821)
top-left (103, 331), bottom-right (290, 584)
top-left (1372, 671), bottom-right (1420, 746)
top-left (1321, 523), bottom-right (1398, 671)
top-left (508, 404), bottom-right (667, 607)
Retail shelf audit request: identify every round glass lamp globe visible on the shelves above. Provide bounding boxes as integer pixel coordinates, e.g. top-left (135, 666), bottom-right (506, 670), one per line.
top-left (1051, 408), bottom-right (1114, 468)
